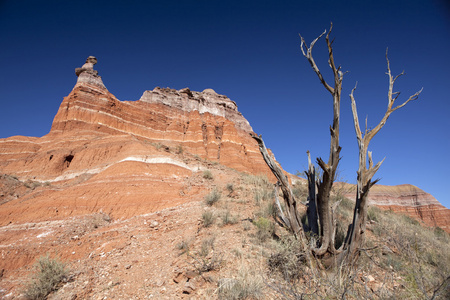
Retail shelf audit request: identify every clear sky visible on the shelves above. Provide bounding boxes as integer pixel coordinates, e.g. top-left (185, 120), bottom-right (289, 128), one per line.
top-left (0, 0), bottom-right (449, 208)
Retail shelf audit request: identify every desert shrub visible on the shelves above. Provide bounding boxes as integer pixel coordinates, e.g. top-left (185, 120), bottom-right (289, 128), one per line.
top-left (243, 174), bottom-right (270, 187)
top-left (23, 255), bottom-right (68, 300)
top-left (200, 236), bottom-right (215, 257)
top-left (191, 253), bottom-right (223, 274)
top-left (203, 170), bottom-right (214, 180)
top-left (292, 183), bottom-right (307, 200)
top-left (367, 206), bottom-right (381, 222)
top-left (268, 235), bottom-right (307, 281)
top-left (205, 188), bottom-right (221, 206)
top-left (254, 217), bottom-right (275, 243)
top-left (401, 214), bottom-right (420, 226)
top-left (202, 211), bottom-right (216, 227)
top-left (218, 266), bottom-right (263, 299)
top-left (253, 186), bottom-right (273, 205)
top-left (433, 226), bottom-right (447, 239)
top-left (177, 237), bottom-right (193, 255)
top-left (220, 209), bottom-right (238, 226)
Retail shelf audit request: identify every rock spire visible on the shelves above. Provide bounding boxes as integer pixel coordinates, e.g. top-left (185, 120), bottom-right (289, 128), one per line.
top-left (75, 56), bottom-right (106, 89)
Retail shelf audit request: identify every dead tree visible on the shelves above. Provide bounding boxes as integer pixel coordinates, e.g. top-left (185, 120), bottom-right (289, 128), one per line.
top-left (251, 24), bottom-right (343, 256)
top-left (251, 133), bottom-right (315, 269)
top-left (299, 23), bottom-right (343, 255)
top-left (343, 50), bottom-right (422, 262)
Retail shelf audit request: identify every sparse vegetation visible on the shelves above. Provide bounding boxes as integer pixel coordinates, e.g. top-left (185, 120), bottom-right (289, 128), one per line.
top-left (220, 209), bottom-right (238, 226)
top-left (204, 188), bottom-right (221, 206)
top-left (254, 217), bottom-right (275, 243)
top-left (177, 237), bottom-right (193, 255)
top-left (23, 255), bottom-right (68, 300)
top-left (203, 170), bottom-right (214, 180)
top-left (175, 144), bottom-right (184, 154)
top-left (218, 266), bottom-right (264, 300)
top-left (367, 205), bottom-right (381, 222)
top-left (200, 236), bottom-right (215, 257)
top-left (202, 210), bottom-right (216, 227)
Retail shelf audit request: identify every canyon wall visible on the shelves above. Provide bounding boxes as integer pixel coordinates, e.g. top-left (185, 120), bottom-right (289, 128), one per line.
top-left (0, 56), bottom-right (448, 232)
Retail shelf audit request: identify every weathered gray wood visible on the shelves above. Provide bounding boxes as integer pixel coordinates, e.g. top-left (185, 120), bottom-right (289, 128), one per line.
top-left (300, 23), bottom-right (343, 256)
top-left (344, 51), bottom-right (422, 262)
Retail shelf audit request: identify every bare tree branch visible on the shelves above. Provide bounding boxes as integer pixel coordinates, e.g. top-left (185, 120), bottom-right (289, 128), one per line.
top-left (299, 29), bottom-right (334, 94)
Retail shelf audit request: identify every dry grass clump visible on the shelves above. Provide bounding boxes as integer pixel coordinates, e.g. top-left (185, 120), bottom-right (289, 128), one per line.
top-left (368, 209), bottom-right (450, 299)
top-left (23, 255), bottom-right (68, 300)
top-left (202, 210), bottom-right (216, 227)
top-left (220, 209), bottom-right (239, 226)
top-left (268, 235), bottom-right (307, 282)
top-left (253, 217), bottom-right (275, 243)
top-left (205, 188), bottom-right (221, 206)
top-left (218, 266), bottom-right (264, 299)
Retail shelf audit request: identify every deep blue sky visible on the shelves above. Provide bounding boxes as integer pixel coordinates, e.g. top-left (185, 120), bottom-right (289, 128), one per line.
top-left (1, 0), bottom-right (449, 208)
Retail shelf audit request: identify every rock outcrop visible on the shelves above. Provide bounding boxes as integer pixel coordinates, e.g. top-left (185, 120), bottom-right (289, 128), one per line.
top-left (74, 56), bottom-right (106, 89)
top-left (0, 56), bottom-right (448, 233)
top-left (139, 87), bottom-right (252, 132)
top-left (0, 56), bottom-right (271, 225)
top-left (366, 184), bottom-right (449, 232)
top-left (340, 183), bottom-right (450, 232)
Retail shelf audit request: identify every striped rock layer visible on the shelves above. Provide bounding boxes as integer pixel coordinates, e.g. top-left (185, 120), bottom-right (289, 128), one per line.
top-left (0, 57), bottom-right (448, 233)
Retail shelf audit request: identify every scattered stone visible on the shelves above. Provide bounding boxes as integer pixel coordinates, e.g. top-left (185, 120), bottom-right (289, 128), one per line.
top-left (185, 270), bottom-right (197, 279)
top-left (155, 279), bottom-right (165, 287)
top-left (173, 272), bottom-right (184, 284)
top-left (182, 281), bottom-right (196, 294)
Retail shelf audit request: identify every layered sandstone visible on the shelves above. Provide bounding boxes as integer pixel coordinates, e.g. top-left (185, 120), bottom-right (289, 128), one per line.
top-left (0, 56), bottom-right (448, 233)
top-left (0, 56), bottom-right (271, 226)
top-left (340, 183), bottom-right (450, 232)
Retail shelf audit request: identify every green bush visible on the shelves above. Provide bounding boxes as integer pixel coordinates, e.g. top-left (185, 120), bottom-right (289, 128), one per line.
top-left (205, 188), bottom-right (221, 206)
top-left (23, 255), bottom-right (68, 300)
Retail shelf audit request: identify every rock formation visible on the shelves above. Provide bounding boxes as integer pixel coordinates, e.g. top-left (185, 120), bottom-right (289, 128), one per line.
top-left (0, 56), bottom-right (271, 225)
top-left (0, 56), bottom-right (448, 233)
top-left (74, 56), bottom-right (106, 89)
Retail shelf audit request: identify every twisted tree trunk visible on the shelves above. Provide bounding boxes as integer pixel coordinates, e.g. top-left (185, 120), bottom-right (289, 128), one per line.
top-left (299, 23), bottom-right (343, 255)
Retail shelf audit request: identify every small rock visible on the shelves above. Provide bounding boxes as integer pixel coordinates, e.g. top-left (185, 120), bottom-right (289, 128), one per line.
top-left (155, 279), bottom-right (165, 287)
top-left (173, 272), bottom-right (184, 284)
top-left (125, 264), bottom-right (132, 269)
top-left (185, 270), bottom-right (197, 279)
top-left (183, 281), bottom-right (196, 294)
top-left (150, 221), bottom-right (159, 228)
